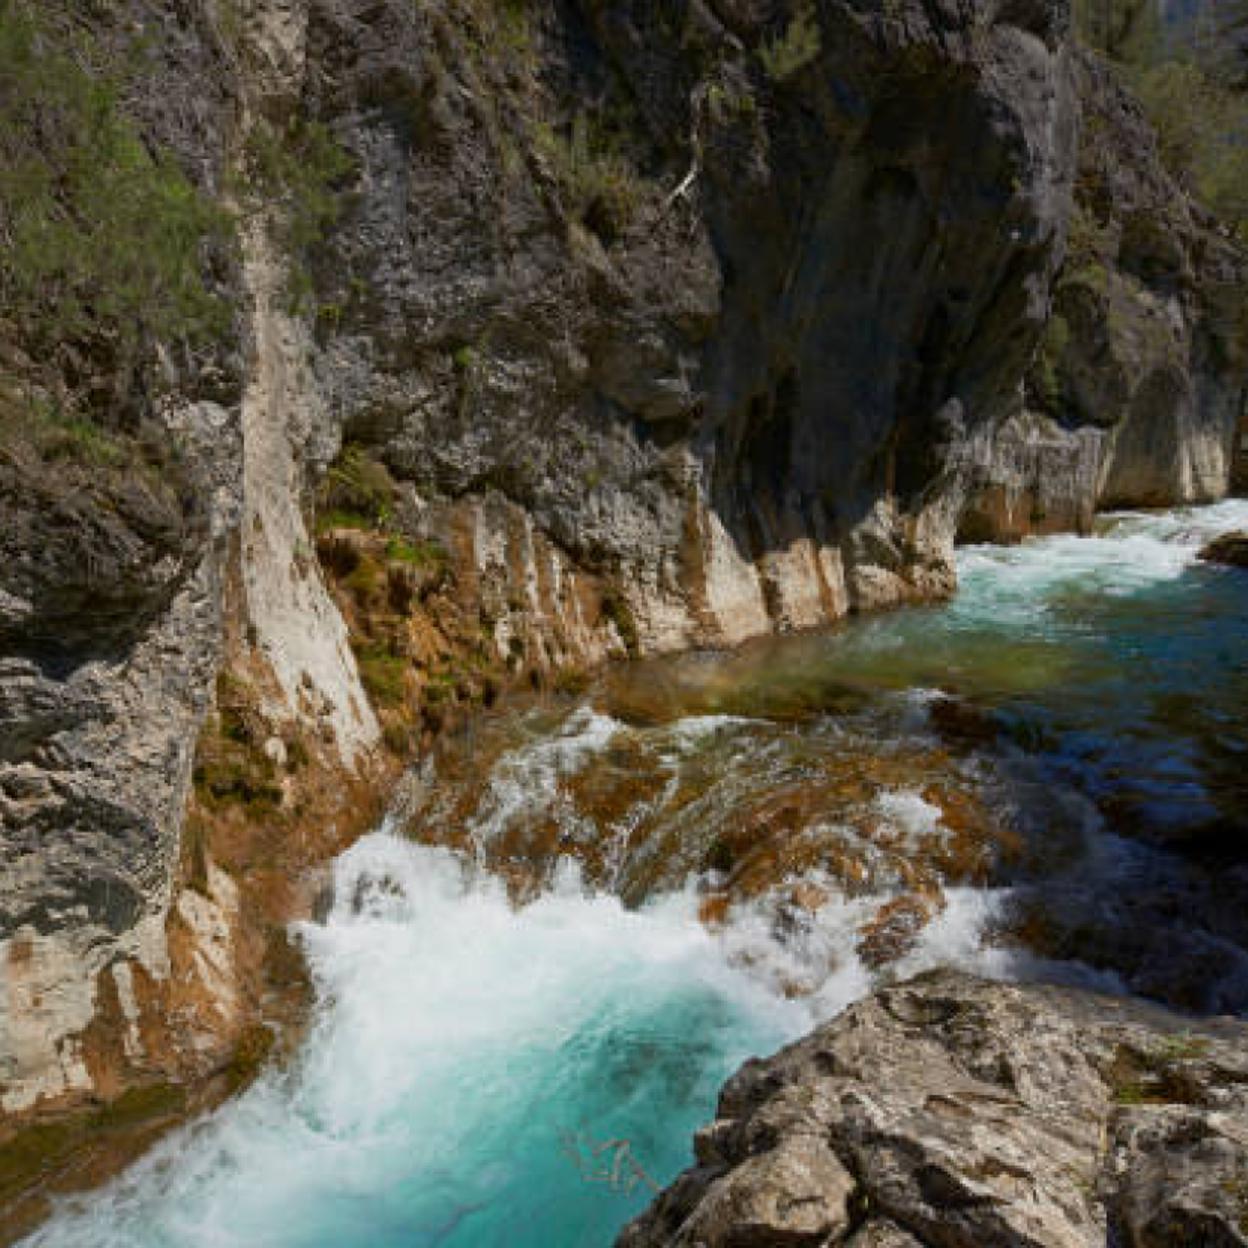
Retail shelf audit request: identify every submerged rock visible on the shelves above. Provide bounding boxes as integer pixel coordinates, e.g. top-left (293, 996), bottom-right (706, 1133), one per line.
top-left (1199, 531), bottom-right (1248, 568)
top-left (619, 970), bottom-right (1248, 1248)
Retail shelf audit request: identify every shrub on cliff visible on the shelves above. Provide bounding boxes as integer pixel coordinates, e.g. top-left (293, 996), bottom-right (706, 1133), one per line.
top-left (759, 2), bottom-right (821, 82)
top-left (1131, 60), bottom-right (1248, 243)
top-left (0, 5), bottom-right (231, 401)
top-left (238, 117), bottom-right (356, 260)
top-left (1074, 0), bottom-right (1248, 242)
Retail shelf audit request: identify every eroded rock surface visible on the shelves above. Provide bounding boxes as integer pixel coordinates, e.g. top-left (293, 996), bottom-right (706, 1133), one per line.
top-left (300, 0), bottom-right (1078, 640)
top-left (0, 0), bottom-right (1244, 1230)
top-left (962, 50), bottom-right (1248, 541)
top-left (620, 970), bottom-right (1248, 1248)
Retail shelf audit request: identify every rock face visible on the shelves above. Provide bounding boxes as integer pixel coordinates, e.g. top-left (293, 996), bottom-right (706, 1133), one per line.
top-left (961, 50), bottom-right (1248, 542)
top-left (0, 0), bottom-right (248, 1131)
top-left (620, 970), bottom-right (1248, 1248)
top-left (0, 2), bottom-right (390, 1218)
top-left (300, 0), bottom-right (1079, 641)
top-left (0, 0), bottom-right (1243, 1229)
top-left (0, 0), bottom-right (1082, 1151)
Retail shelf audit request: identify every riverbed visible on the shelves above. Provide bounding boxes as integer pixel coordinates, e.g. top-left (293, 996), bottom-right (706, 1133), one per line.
top-left (24, 500), bottom-right (1248, 1248)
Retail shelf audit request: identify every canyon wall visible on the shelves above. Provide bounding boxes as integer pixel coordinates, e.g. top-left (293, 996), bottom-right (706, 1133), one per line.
top-left (0, 0), bottom-right (1243, 1232)
top-left (961, 49), bottom-right (1248, 541)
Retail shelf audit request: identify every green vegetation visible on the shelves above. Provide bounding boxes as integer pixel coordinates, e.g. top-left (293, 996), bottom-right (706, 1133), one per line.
top-left (315, 444), bottom-right (396, 531)
top-left (226, 1024), bottom-right (276, 1090)
top-left (385, 535), bottom-right (449, 573)
top-left (1224, 1175), bottom-right (1248, 1235)
top-left (352, 640), bottom-right (409, 707)
top-left (1074, 0), bottom-right (1248, 242)
top-left (1131, 61), bottom-right (1248, 242)
top-left (534, 112), bottom-right (643, 243)
top-left (601, 587), bottom-right (640, 658)
top-left (192, 674), bottom-right (284, 813)
top-left (0, 1081), bottom-right (187, 1205)
top-left (1063, 201), bottom-right (1114, 270)
top-left (1111, 1080), bottom-right (1151, 1105)
top-left (1073, 0), bottom-right (1160, 63)
top-left (93, 1082), bottom-right (187, 1130)
top-left (1033, 312), bottom-right (1071, 411)
top-left (314, 445), bottom-right (450, 587)
top-left (238, 114), bottom-right (354, 310)
top-left (496, 0), bottom-right (535, 57)
top-left (240, 116), bottom-right (354, 255)
top-left (1154, 1031), bottom-right (1211, 1062)
top-left (0, 390), bottom-right (130, 465)
top-left (552, 666), bottom-right (591, 696)
top-left (758, 2), bottom-right (822, 82)
top-left (0, 7), bottom-right (230, 381)
top-left (707, 80), bottom-right (758, 124)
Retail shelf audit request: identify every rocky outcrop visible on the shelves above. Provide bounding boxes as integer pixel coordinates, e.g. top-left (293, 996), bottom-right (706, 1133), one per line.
top-left (620, 970), bottom-right (1248, 1248)
top-left (962, 50), bottom-right (1248, 541)
top-left (0, 0), bottom-right (247, 1132)
top-left (0, 2), bottom-right (389, 1222)
top-left (4, 0), bottom-right (1080, 1147)
top-left (300, 0), bottom-right (1077, 641)
top-left (1200, 531), bottom-right (1248, 568)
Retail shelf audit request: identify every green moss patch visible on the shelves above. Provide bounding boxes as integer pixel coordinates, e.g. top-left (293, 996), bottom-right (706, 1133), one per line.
top-left (0, 1082), bottom-right (186, 1205)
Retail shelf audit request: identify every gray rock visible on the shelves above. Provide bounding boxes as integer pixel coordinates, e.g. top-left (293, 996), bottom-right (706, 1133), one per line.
top-left (619, 970), bottom-right (1248, 1248)
top-left (963, 48), bottom-right (1248, 538)
top-left (1, 0), bottom-right (1244, 1208)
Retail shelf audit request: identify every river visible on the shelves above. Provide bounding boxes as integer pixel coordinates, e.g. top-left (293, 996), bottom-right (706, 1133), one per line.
top-left (24, 500), bottom-right (1248, 1248)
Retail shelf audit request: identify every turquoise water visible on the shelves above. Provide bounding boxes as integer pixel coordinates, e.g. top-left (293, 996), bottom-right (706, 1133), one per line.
top-left (24, 501), bottom-right (1248, 1247)
top-left (23, 841), bottom-right (808, 1248)
top-left (848, 505), bottom-right (1248, 846)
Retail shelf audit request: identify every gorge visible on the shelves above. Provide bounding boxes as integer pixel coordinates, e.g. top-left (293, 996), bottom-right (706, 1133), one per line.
top-left (1, 0), bottom-right (1246, 1243)
top-left (15, 500), bottom-right (1248, 1247)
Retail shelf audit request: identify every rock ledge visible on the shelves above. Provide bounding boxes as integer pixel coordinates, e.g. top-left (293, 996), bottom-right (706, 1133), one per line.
top-left (619, 970), bottom-right (1248, 1248)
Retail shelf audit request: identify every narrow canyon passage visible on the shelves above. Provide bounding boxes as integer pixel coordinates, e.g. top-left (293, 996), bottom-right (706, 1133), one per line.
top-left (23, 500), bottom-right (1248, 1248)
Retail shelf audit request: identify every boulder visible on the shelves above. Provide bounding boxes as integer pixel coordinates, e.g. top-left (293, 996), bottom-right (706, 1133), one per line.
top-left (1199, 531), bottom-right (1248, 569)
top-left (619, 970), bottom-right (1248, 1248)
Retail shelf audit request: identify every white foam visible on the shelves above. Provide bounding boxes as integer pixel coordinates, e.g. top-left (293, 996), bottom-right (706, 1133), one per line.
top-left (23, 836), bottom-right (810, 1248)
top-left (874, 790), bottom-right (943, 844)
top-left (466, 707), bottom-right (624, 856)
top-left (665, 714), bottom-right (760, 744)
top-left (956, 499), bottom-right (1248, 620)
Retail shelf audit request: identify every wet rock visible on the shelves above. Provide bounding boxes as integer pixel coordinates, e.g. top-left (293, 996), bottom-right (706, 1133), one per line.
top-left (845, 1221), bottom-right (926, 1248)
top-left (626, 1133), bottom-right (857, 1247)
top-left (856, 894), bottom-right (942, 970)
top-left (1199, 531), bottom-right (1248, 568)
top-left (619, 970), bottom-right (1248, 1248)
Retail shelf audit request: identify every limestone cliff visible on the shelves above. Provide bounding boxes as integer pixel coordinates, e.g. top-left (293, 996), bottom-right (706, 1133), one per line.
top-left (0, 0), bottom-right (1243, 1233)
top-left (962, 49), bottom-right (1248, 541)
